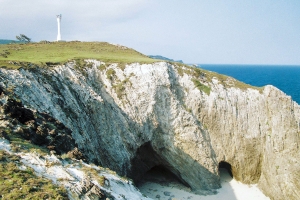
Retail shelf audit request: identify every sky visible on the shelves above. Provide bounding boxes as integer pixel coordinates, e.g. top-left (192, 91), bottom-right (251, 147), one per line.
top-left (1, 0), bottom-right (300, 65)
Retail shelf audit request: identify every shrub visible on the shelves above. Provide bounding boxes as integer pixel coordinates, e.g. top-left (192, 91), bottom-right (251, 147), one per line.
top-left (192, 78), bottom-right (211, 95)
top-left (113, 77), bottom-right (131, 99)
top-left (98, 64), bottom-right (106, 71)
top-left (81, 166), bottom-right (106, 186)
top-left (115, 83), bottom-right (125, 98)
top-left (106, 68), bottom-right (116, 80)
top-left (60, 153), bottom-right (70, 160)
top-left (177, 67), bottom-right (184, 76)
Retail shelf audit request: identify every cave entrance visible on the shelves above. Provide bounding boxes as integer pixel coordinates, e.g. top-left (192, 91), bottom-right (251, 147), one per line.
top-left (219, 161), bottom-right (233, 180)
top-left (137, 165), bottom-right (190, 188)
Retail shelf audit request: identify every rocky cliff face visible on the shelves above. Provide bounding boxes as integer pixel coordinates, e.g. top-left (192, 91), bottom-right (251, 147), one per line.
top-left (0, 61), bottom-right (299, 199)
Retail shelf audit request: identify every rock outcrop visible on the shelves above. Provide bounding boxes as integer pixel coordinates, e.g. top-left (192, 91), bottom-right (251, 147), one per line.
top-left (1, 95), bottom-right (82, 158)
top-left (0, 61), bottom-right (299, 199)
top-left (0, 89), bottom-right (150, 200)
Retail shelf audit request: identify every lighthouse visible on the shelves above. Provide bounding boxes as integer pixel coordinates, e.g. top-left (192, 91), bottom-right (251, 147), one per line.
top-left (56, 14), bottom-right (62, 41)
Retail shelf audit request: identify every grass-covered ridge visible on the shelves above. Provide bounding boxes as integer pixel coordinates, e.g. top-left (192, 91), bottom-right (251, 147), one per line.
top-left (0, 41), bottom-right (155, 69)
top-left (175, 64), bottom-right (263, 92)
top-left (0, 40), bottom-right (262, 92)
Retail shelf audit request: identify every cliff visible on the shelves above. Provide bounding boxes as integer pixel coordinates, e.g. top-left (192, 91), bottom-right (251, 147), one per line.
top-left (0, 82), bottom-right (151, 199)
top-left (0, 60), bottom-right (299, 199)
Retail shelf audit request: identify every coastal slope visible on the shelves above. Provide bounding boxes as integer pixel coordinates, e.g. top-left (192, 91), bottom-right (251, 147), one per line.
top-left (0, 60), bottom-right (299, 199)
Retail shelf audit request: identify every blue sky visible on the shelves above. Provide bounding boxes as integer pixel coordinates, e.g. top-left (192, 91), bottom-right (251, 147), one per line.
top-left (1, 0), bottom-right (300, 65)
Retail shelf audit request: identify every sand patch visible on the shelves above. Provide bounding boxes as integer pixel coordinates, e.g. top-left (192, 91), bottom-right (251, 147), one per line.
top-left (138, 168), bottom-right (270, 200)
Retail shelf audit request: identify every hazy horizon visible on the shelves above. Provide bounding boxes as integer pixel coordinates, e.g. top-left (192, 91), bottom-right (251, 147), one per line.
top-left (198, 63), bottom-right (300, 67)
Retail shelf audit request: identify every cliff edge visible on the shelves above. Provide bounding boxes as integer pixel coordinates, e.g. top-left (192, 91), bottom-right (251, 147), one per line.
top-left (0, 60), bottom-right (299, 199)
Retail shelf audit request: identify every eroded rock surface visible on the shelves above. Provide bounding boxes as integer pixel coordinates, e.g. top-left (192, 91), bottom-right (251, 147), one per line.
top-left (0, 90), bottom-right (82, 158)
top-left (0, 61), bottom-right (299, 199)
top-left (0, 89), bottom-right (148, 200)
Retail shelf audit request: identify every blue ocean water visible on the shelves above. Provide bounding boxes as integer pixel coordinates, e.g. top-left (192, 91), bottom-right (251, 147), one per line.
top-left (200, 64), bottom-right (300, 104)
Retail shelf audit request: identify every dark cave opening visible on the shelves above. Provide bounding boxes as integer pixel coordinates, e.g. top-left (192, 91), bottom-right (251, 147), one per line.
top-left (219, 161), bottom-right (233, 178)
top-left (137, 165), bottom-right (190, 188)
top-left (131, 142), bottom-right (190, 189)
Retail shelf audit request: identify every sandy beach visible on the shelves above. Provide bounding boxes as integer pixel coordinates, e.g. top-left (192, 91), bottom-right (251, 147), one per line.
top-left (138, 168), bottom-right (270, 200)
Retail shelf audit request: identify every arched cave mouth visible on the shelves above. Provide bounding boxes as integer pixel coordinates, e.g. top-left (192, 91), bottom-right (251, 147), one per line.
top-left (219, 161), bottom-right (233, 179)
top-left (131, 142), bottom-right (190, 189)
top-left (137, 165), bottom-right (190, 188)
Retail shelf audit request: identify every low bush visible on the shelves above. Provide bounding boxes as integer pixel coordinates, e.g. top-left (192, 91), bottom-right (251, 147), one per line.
top-left (192, 78), bottom-right (211, 95)
top-left (106, 68), bottom-right (116, 80)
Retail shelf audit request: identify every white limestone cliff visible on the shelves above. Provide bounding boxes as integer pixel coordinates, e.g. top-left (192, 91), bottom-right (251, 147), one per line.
top-left (0, 61), bottom-right (299, 199)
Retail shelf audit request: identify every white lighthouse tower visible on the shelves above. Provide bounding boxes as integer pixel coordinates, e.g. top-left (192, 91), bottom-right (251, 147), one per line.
top-left (56, 14), bottom-right (62, 41)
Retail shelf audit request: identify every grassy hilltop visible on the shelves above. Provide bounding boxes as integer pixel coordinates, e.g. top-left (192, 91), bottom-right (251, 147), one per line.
top-left (0, 40), bottom-right (261, 91)
top-left (0, 41), bottom-right (155, 69)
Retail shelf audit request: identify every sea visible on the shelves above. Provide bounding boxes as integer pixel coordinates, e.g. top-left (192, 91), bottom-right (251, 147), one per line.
top-left (199, 64), bottom-right (300, 105)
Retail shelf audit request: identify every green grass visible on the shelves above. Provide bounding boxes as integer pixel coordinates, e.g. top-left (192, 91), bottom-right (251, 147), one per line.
top-left (0, 41), bottom-right (263, 92)
top-left (0, 150), bottom-right (68, 199)
top-left (1, 127), bottom-right (49, 155)
top-left (112, 77), bottom-right (131, 99)
top-left (81, 166), bottom-right (105, 186)
top-left (0, 128), bottom-right (67, 199)
top-left (106, 68), bottom-right (116, 80)
top-left (192, 78), bottom-right (211, 95)
top-left (176, 64), bottom-right (263, 92)
top-left (114, 83), bottom-right (126, 99)
top-left (203, 69), bottom-right (262, 91)
top-left (0, 41), bottom-right (156, 69)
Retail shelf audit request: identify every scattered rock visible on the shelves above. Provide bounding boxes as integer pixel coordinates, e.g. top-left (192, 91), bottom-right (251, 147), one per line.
top-left (164, 191), bottom-right (171, 196)
top-left (67, 147), bottom-right (85, 160)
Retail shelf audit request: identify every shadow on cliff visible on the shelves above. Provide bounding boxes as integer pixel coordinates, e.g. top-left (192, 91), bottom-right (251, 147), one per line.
top-left (129, 65), bottom-right (237, 198)
top-left (10, 64), bottom-right (238, 199)
top-left (133, 139), bottom-right (237, 199)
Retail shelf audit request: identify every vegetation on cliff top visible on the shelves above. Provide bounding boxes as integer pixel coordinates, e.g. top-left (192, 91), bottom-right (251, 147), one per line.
top-left (0, 41), bottom-right (262, 92)
top-left (176, 64), bottom-right (263, 92)
top-left (0, 41), bottom-right (155, 69)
